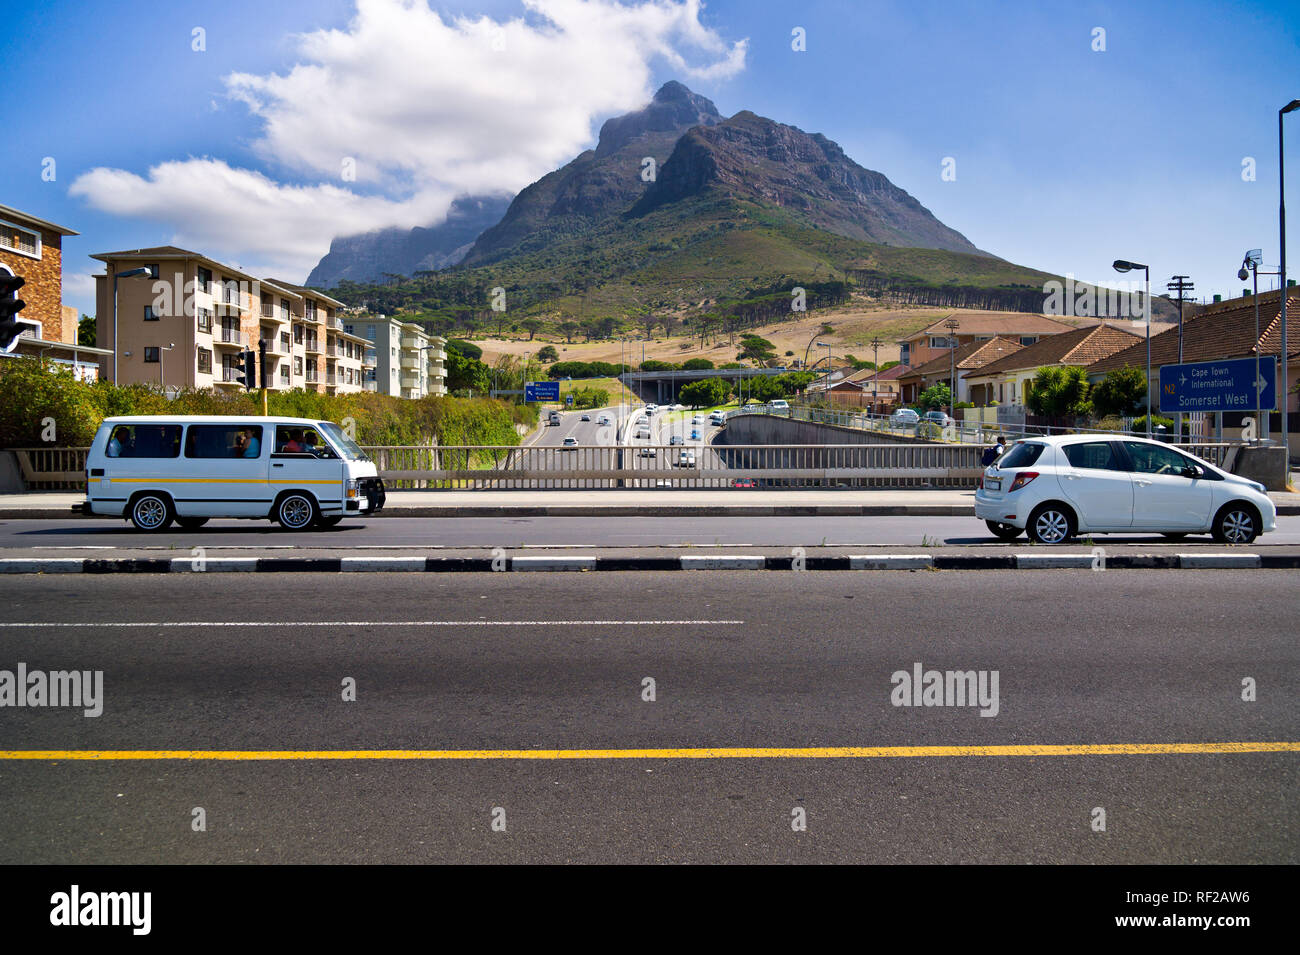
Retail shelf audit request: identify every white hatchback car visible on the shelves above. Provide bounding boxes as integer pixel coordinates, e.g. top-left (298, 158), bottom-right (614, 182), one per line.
top-left (974, 435), bottom-right (1275, 544)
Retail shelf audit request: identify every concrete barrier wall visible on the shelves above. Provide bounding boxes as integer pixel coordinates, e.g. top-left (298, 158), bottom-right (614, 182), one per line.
top-left (720, 413), bottom-right (921, 447)
top-left (0, 452), bottom-right (24, 494)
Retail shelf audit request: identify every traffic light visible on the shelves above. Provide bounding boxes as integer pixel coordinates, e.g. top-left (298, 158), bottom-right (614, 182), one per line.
top-left (258, 338), bottom-right (268, 391)
top-left (0, 274), bottom-right (27, 352)
top-left (234, 349), bottom-right (257, 390)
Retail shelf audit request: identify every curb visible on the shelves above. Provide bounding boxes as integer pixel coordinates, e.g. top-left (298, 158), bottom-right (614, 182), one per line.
top-left (1, 553), bottom-right (1292, 574)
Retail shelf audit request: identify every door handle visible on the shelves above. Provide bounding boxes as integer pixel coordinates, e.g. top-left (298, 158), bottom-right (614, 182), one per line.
top-left (273, 463), bottom-right (284, 468)
top-left (1134, 478), bottom-right (1152, 486)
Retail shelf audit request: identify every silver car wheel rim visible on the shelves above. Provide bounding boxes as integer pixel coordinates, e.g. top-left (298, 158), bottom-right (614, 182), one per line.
top-left (136, 498), bottom-right (165, 528)
top-left (1036, 511), bottom-right (1067, 543)
top-left (1223, 511), bottom-right (1252, 542)
top-left (282, 497), bottom-right (311, 528)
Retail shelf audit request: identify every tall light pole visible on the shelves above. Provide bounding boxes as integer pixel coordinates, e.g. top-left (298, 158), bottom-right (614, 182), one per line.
top-left (158, 341), bottom-right (175, 392)
top-left (112, 266), bottom-right (152, 383)
top-left (1167, 275), bottom-right (1194, 440)
top-left (870, 336), bottom-right (882, 413)
top-left (1114, 260), bottom-right (1151, 435)
top-left (944, 318), bottom-right (960, 413)
top-left (1239, 251), bottom-right (1268, 443)
top-left (816, 341), bottom-right (832, 402)
top-left (1280, 99), bottom-right (1300, 466)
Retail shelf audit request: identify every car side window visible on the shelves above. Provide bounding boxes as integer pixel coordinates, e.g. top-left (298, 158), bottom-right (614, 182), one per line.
top-left (1063, 441), bottom-right (1123, 471)
top-left (108, 425), bottom-right (182, 458)
top-left (185, 425), bottom-right (263, 459)
top-left (1123, 441), bottom-right (1191, 475)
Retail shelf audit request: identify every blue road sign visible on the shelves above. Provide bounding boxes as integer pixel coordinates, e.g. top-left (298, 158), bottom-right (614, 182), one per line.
top-left (524, 380), bottom-right (560, 402)
top-left (1158, 357), bottom-right (1277, 414)
top-left (565, 394), bottom-right (574, 406)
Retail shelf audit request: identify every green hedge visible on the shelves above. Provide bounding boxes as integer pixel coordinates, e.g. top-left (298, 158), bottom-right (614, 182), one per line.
top-left (0, 357), bottom-right (535, 448)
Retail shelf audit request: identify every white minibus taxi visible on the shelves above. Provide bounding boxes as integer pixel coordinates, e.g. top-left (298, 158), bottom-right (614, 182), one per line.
top-left (74, 415), bottom-right (386, 531)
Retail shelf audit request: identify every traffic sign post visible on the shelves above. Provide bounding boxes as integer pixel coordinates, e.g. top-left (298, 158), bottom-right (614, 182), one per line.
top-left (524, 381), bottom-right (559, 402)
top-left (1158, 358), bottom-right (1278, 422)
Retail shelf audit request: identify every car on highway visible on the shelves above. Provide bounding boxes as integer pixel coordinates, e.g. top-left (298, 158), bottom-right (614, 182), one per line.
top-left (560, 436), bottom-right (579, 449)
top-left (923, 411), bottom-right (953, 428)
top-left (690, 429), bottom-right (701, 440)
top-left (669, 435), bottom-right (683, 446)
top-left (76, 415), bottom-right (384, 531)
top-left (769, 399), bottom-right (789, 412)
top-left (890, 408), bottom-right (920, 427)
top-left (677, 449), bottom-right (697, 467)
top-left (974, 435), bottom-right (1276, 544)
top-left (580, 413), bottom-right (591, 422)
top-left (709, 412), bottom-right (726, 426)
top-left (731, 478), bottom-right (757, 488)
top-left (597, 415), bottom-right (611, 426)
top-left (639, 447), bottom-right (657, 457)
top-left (691, 415), bottom-right (703, 425)
top-left (645, 404), bottom-right (658, 415)
top-left (548, 411), bottom-right (561, 426)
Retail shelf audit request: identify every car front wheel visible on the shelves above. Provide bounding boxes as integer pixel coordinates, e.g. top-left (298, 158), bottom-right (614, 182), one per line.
top-left (1027, 504), bottom-right (1075, 545)
top-left (275, 493), bottom-right (318, 531)
top-left (128, 493), bottom-right (174, 532)
top-left (1212, 504), bottom-right (1259, 544)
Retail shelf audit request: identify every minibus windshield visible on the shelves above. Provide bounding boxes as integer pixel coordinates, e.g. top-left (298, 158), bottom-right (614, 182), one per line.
top-left (318, 422), bottom-right (369, 461)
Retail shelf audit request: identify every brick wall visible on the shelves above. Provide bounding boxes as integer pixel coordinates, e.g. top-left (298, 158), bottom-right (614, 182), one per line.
top-left (0, 227), bottom-right (63, 342)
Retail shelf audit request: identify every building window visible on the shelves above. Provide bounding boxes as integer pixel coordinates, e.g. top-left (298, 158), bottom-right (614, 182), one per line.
top-left (280, 366), bottom-right (290, 384)
top-left (929, 336), bottom-right (957, 349)
top-left (294, 356), bottom-right (303, 375)
top-left (223, 279), bottom-right (238, 305)
top-left (197, 349), bottom-right (212, 374)
top-left (197, 266), bottom-right (213, 292)
top-left (365, 326), bottom-right (376, 341)
top-left (144, 347), bottom-right (160, 363)
top-left (305, 301), bottom-right (316, 322)
top-left (280, 332), bottom-right (290, 351)
top-left (281, 298), bottom-right (290, 321)
top-left (0, 220), bottom-right (41, 258)
top-left (196, 307), bottom-right (212, 332)
top-left (143, 306), bottom-right (158, 321)
top-left (145, 264), bottom-right (160, 279)
top-left (1019, 336), bottom-right (1039, 346)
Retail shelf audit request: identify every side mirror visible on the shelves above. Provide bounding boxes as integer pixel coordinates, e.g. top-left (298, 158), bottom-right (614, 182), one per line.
top-left (1183, 465), bottom-right (1202, 479)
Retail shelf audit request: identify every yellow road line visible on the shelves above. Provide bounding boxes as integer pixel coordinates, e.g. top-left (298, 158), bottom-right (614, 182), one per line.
top-left (1, 742), bottom-right (1296, 761)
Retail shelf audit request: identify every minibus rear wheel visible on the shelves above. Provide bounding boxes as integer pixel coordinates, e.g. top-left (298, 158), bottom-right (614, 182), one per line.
top-left (176, 517), bottom-right (209, 530)
top-left (274, 491), bottom-right (318, 531)
top-left (128, 492), bottom-right (174, 532)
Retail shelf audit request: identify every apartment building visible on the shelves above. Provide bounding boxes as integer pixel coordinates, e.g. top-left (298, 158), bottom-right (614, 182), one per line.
top-left (1, 202), bottom-right (111, 378)
top-left (343, 315), bottom-right (447, 398)
top-left (91, 247), bottom-right (370, 394)
top-left (264, 280), bottom-right (372, 395)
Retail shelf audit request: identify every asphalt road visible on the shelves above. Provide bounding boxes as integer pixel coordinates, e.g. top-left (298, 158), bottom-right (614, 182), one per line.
top-left (0, 571), bottom-right (1294, 863)
top-left (4, 514), bottom-right (1300, 549)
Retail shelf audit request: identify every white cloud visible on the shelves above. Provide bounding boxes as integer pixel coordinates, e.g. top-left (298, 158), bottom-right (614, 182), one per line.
top-left (69, 0), bottom-right (746, 280)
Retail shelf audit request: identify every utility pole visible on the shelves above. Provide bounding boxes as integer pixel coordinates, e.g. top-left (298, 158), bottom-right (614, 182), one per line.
top-left (870, 336), bottom-right (882, 415)
top-left (944, 318), bottom-right (961, 415)
top-left (1167, 275), bottom-right (1194, 440)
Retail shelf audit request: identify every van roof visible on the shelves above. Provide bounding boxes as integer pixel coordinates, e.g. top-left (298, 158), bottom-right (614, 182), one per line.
top-left (101, 415), bottom-right (330, 427)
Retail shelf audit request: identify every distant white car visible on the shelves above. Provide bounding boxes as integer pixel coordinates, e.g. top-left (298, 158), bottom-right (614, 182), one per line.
top-left (580, 413), bottom-right (591, 422)
top-left (769, 399), bottom-right (789, 412)
top-left (691, 415), bottom-right (703, 425)
top-left (639, 447), bottom-right (657, 458)
top-left (890, 408), bottom-right (920, 427)
top-left (669, 435), bottom-right (683, 446)
top-left (677, 449), bottom-right (696, 467)
top-left (975, 434), bottom-right (1276, 544)
top-left (560, 436), bottom-right (578, 449)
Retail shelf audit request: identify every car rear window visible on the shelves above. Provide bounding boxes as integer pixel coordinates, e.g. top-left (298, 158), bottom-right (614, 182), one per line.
top-left (998, 442), bottom-right (1045, 468)
top-left (1063, 441), bottom-right (1122, 471)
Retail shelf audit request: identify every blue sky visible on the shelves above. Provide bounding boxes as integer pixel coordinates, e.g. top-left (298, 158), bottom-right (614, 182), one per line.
top-left (2, 0), bottom-right (1297, 317)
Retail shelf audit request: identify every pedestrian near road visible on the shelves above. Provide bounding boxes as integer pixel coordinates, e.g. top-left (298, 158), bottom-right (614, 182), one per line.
top-left (980, 436), bottom-right (1005, 467)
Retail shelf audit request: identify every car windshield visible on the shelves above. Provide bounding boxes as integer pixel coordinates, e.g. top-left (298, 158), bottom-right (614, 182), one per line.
top-left (317, 422), bottom-right (369, 461)
top-left (998, 442), bottom-right (1045, 469)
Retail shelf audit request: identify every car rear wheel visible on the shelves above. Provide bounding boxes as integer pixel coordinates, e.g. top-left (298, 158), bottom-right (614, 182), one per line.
top-left (1212, 504), bottom-right (1259, 544)
top-left (1027, 504), bottom-right (1075, 545)
top-left (275, 492), bottom-right (318, 531)
top-left (128, 493), bottom-right (174, 532)
top-left (985, 520), bottom-right (1021, 541)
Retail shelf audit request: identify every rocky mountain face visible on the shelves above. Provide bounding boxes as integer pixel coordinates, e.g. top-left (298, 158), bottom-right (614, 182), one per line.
top-left (460, 81), bottom-right (722, 266)
top-left (306, 81), bottom-right (987, 286)
top-left (628, 110), bottom-right (985, 255)
top-left (305, 195), bottom-right (512, 288)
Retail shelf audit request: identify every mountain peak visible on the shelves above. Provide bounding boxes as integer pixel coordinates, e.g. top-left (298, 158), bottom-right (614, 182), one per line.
top-left (595, 81), bottom-right (721, 158)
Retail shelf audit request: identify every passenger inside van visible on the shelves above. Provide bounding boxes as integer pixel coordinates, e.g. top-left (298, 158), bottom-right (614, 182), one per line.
top-left (231, 427), bottom-right (262, 458)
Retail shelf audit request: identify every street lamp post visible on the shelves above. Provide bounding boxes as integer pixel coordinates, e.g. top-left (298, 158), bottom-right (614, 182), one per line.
top-left (158, 342), bottom-right (175, 393)
top-left (944, 318), bottom-right (960, 414)
top-left (1113, 260), bottom-right (1152, 435)
top-left (816, 341), bottom-right (832, 403)
top-left (1167, 275), bottom-right (1194, 440)
top-left (112, 267), bottom-right (153, 383)
top-left (1280, 98), bottom-right (1300, 466)
top-left (870, 336), bottom-right (882, 414)
top-left (1239, 251), bottom-right (1267, 443)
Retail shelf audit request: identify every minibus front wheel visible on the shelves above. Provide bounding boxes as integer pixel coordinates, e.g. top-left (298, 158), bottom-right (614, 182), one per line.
top-left (274, 491), bottom-right (318, 531)
top-left (128, 492), bottom-right (175, 532)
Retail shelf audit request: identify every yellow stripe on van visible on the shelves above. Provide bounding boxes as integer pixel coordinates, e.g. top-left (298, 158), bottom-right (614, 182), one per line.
top-left (107, 478), bottom-right (340, 485)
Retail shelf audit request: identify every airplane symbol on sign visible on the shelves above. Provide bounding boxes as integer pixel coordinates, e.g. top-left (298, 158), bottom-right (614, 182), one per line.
top-left (1179, 374), bottom-right (1187, 385)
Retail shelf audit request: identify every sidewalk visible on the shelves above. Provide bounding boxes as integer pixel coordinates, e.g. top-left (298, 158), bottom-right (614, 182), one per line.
top-left (4, 488), bottom-right (1300, 518)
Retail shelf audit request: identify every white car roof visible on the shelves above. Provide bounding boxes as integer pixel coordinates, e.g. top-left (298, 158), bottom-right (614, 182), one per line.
top-left (102, 415), bottom-right (328, 426)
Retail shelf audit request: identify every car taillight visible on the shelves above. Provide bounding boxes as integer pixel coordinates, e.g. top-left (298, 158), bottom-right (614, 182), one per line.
top-left (1008, 471), bottom-right (1038, 492)
top-left (976, 474), bottom-right (983, 489)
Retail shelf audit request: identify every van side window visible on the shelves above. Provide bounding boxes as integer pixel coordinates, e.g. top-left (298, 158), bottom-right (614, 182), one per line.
top-left (106, 425), bottom-right (182, 458)
top-left (185, 425), bottom-right (264, 459)
top-left (272, 425), bottom-right (335, 458)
